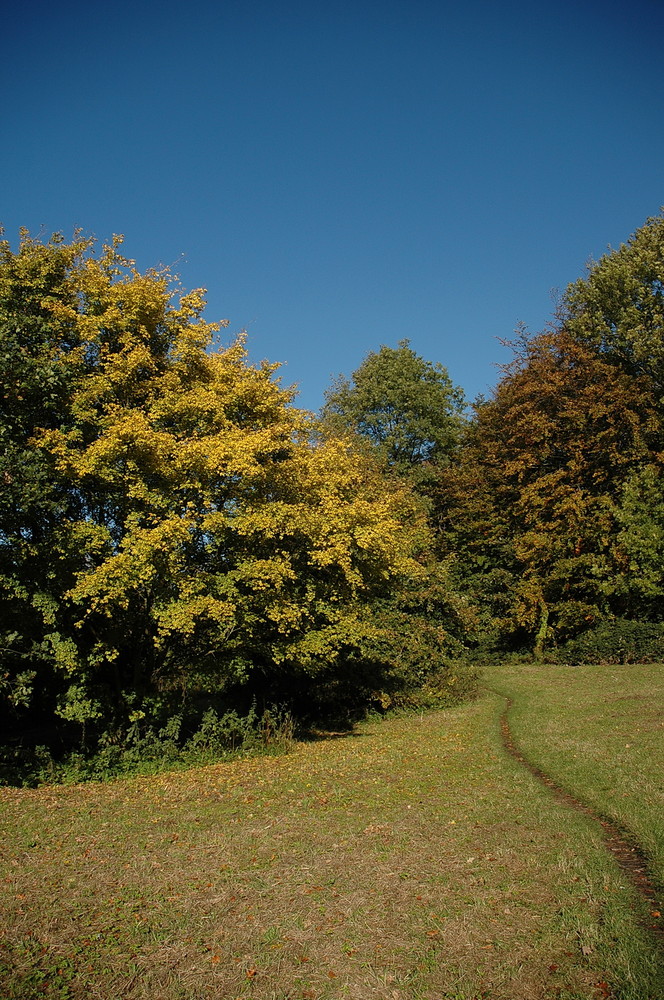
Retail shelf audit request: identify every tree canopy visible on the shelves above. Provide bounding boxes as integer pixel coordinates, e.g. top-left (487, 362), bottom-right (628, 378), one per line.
top-left (0, 233), bottom-right (465, 769)
top-left (436, 212), bottom-right (664, 658)
top-left (563, 214), bottom-right (664, 393)
top-left (320, 340), bottom-right (465, 483)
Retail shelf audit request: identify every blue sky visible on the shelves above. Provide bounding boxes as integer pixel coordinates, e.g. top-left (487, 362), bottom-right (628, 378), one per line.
top-left (2, 0), bottom-right (663, 410)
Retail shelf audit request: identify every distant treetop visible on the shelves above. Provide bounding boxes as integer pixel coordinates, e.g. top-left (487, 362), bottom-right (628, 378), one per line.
top-left (320, 339), bottom-right (465, 479)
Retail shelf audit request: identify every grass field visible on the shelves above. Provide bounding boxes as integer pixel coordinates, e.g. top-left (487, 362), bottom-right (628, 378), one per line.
top-left (1, 666), bottom-right (663, 1000)
top-left (485, 663), bottom-right (664, 894)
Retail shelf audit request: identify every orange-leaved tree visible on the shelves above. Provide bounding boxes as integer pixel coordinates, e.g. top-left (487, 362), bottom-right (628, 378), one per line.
top-left (436, 328), bottom-right (661, 657)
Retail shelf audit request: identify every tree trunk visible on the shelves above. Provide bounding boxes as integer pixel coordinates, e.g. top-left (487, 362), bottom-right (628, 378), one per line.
top-left (533, 599), bottom-right (549, 661)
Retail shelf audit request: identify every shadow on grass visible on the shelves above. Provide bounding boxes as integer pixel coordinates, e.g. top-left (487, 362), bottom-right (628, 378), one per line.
top-left (300, 726), bottom-right (369, 742)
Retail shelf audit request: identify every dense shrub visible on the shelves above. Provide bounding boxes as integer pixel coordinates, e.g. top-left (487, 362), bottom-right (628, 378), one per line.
top-left (388, 662), bottom-right (481, 711)
top-left (553, 618), bottom-right (664, 665)
top-left (0, 704), bottom-right (294, 787)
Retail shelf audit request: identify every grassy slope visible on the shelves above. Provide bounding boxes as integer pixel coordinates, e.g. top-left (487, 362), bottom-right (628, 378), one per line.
top-left (485, 663), bottom-right (664, 888)
top-left (0, 681), bottom-right (663, 1000)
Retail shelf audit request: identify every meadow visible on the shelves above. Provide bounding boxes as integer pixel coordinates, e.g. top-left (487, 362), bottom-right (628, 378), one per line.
top-left (1, 665), bottom-right (663, 1000)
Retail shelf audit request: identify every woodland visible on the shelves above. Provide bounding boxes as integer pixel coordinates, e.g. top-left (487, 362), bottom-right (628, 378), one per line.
top-left (1, 214), bottom-right (664, 782)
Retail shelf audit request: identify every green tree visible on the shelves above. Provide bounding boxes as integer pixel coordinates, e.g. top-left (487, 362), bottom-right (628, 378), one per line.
top-left (320, 340), bottom-right (465, 484)
top-left (0, 231), bottom-right (93, 715)
top-left (611, 464), bottom-right (664, 617)
top-left (564, 212), bottom-right (664, 394)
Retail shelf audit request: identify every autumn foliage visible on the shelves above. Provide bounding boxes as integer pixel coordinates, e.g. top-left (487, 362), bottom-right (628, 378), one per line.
top-left (436, 213), bottom-right (664, 658)
top-left (2, 213), bottom-right (664, 778)
top-left (0, 232), bottom-right (463, 772)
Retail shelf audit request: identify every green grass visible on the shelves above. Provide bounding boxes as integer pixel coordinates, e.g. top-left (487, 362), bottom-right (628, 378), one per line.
top-left (484, 662), bottom-right (664, 888)
top-left (1, 671), bottom-right (663, 999)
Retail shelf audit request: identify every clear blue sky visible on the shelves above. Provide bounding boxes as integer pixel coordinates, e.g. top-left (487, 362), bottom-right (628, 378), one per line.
top-left (2, 0), bottom-right (663, 410)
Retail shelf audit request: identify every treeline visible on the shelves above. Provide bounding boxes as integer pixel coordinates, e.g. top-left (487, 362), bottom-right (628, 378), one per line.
top-left (1, 215), bottom-right (663, 781)
top-left (322, 213), bottom-right (664, 665)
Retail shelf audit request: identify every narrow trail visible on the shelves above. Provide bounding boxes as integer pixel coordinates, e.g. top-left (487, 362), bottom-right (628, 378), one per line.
top-left (496, 693), bottom-right (664, 952)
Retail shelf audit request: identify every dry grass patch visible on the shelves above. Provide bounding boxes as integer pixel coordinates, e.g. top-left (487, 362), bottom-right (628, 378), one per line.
top-left (1, 691), bottom-right (662, 999)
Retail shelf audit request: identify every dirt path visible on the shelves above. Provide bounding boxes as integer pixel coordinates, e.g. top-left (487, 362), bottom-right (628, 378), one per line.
top-left (498, 694), bottom-right (664, 952)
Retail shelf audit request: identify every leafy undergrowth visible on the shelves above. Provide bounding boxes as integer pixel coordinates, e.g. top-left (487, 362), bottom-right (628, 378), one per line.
top-left (485, 663), bottom-right (664, 890)
top-left (1, 690), bottom-right (663, 999)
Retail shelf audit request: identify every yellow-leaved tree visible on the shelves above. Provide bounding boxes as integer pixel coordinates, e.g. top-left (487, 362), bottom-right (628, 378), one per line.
top-left (0, 232), bottom-right (467, 759)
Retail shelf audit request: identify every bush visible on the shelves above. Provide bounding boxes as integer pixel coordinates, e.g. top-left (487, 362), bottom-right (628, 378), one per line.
top-left (553, 618), bottom-right (664, 665)
top-left (387, 662), bottom-right (481, 712)
top-left (0, 704), bottom-right (295, 787)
